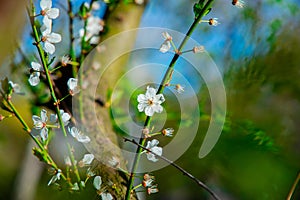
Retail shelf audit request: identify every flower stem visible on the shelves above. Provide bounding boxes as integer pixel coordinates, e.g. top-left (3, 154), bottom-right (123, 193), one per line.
top-left (125, 1), bottom-right (215, 199)
top-left (27, 7), bottom-right (82, 185)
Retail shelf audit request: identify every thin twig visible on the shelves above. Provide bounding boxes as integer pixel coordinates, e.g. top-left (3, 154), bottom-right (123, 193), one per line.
top-left (124, 138), bottom-right (221, 200)
top-left (286, 171), bottom-right (300, 200)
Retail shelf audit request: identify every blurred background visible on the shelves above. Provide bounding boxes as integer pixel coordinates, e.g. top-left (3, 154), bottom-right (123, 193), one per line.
top-left (0, 0), bottom-right (300, 199)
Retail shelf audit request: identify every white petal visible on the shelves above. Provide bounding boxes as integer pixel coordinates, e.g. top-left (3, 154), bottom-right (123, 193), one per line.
top-left (77, 135), bottom-right (91, 143)
top-left (137, 103), bottom-right (147, 112)
top-left (49, 114), bottom-right (57, 123)
top-left (147, 153), bottom-right (158, 162)
top-left (162, 32), bottom-right (171, 40)
top-left (67, 78), bottom-right (78, 91)
top-left (40, 0), bottom-right (52, 10)
top-left (82, 154), bottom-right (94, 165)
top-left (159, 40), bottom-right (171, 53)
top-left (137, 94), bottom-right (147, 103)
top-left (47, 8), bottom-right (59, 19)
top-left (41, 17), bottom-right (52, 34)
top-left (79, 28), bottom-right (84, 37)
top-left (89, 36), bottom-right (100, 44)
top-left (32, 115), bottom-right (42, 126)
top-left (145, 106), bottom-right (154, 116)
top-left (152, 146), bottom-right (162, 156)
top-left (40, 128), bottom-right (48, 141)
top-left (69, 127), bottom-right (79, 138)
top-left (154, 94), bottom-right (165, 104)
top-left (29, 73), bottom-right (40, 86)
top-left (92, 2), bottom-right (100, 10)
top-left (152, 104), bottom-right (163, 113)
top-left (101, 193), bottom-right (113, 200)
top-left (93, 176), bottom-right (102, 190)
top-left (47, 32), bottom-right (62, 43)
top-left (31, 62), bottom-right (42, 71)
top-left (62, 112), bottom-right (71, 124)
top-left (40, 109), bottom-right (48, 122)
top-left (149, 139), bottom-right (159, 148)
top-left (44, 41), bottom-right (55, 54)
top-left (145, 86), bottom-right (157, 98)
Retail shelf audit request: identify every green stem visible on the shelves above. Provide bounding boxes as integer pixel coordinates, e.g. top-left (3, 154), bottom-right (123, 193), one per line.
top-left (132, 184), bottom-right (142, 191)
top-left (286, 171), bottom-right (300, 200)
top-left (125, 1), bottom-right (214, 199)
top-left (27, 7), bottom-right (81, 185)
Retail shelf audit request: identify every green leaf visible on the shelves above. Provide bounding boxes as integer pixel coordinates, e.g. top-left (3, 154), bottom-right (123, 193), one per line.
top-left (193, 3), bottom-right (202, 18)
top-left (33, 147), bottom-right (48, 163)
top-left (78, 2), bottom-right (89, 18)
top-left (1, 77), bottom-right (9, 94)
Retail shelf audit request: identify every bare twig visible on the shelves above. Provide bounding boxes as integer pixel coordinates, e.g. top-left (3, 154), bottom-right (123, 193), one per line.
top-left (286, 171), bottom-right (300, 200)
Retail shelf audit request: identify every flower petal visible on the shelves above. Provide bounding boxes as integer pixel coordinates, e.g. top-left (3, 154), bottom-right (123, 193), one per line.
top-left (137, 94), bottom-right (147, 103)
top-left (145, 106), bottom-right (154, 116)
top-left (82, 154), bottom-right (94, 165)
top-left (47, 32), bottom-right (62, 43)
top-left (77, 135), bottom-right (91, 143)
top-left (40, 109), bottom-right (48, 122)
top-left (29, 73), bottom-right (40, 86)
top-left (40, 127), bottom-right (49, 141)
top-left (44, 41), bottom-right (56, 54)
top-left (40, 0), bottom-right (52, 10)
top-left (31, 62), bottom-right (42, 71)
top-left (47, 8), bottom-right (59, 19)
top-left (137, 103), bottom-right (147, 112)
top-left (101, 193), bottom-right (113, 200)
top-left (159, 40), bottom-right (171, 53)
top-left (93, 176), bottom-right (102, 190)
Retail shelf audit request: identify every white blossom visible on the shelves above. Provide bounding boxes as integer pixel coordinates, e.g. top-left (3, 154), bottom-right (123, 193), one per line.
top-left (175, 84), bottom-right (185, 93)
top-left (79, 16), bottom-right (104, 44)
top-left (145, 139), bottom-right (163, 162)
top-left (40, 0), bottom-right (59, 19)
top-left (209, 18), bottom-right (220, 26)
top-left (67, 78), bottom-right (80, 96)
top-left (193, 46), bottom-right (205, 53)
top-left (32, 109), bottom-right (49, 141)
top-left (29, 62), bottom-right (42, 86)
top-left (137, 86), bottom-right (165, 116)
top-left (61, 55), bottom-right (71, 67)
top-left (68, 126), bottom-right (91, 143)
top-left (162, 128), bottom-right (174, 137)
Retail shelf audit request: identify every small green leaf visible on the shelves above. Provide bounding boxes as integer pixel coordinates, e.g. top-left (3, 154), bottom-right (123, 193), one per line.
top-left (33, 147), bottom-right (48, 163)
top-left (79, 3), bottom-right (89, 18)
